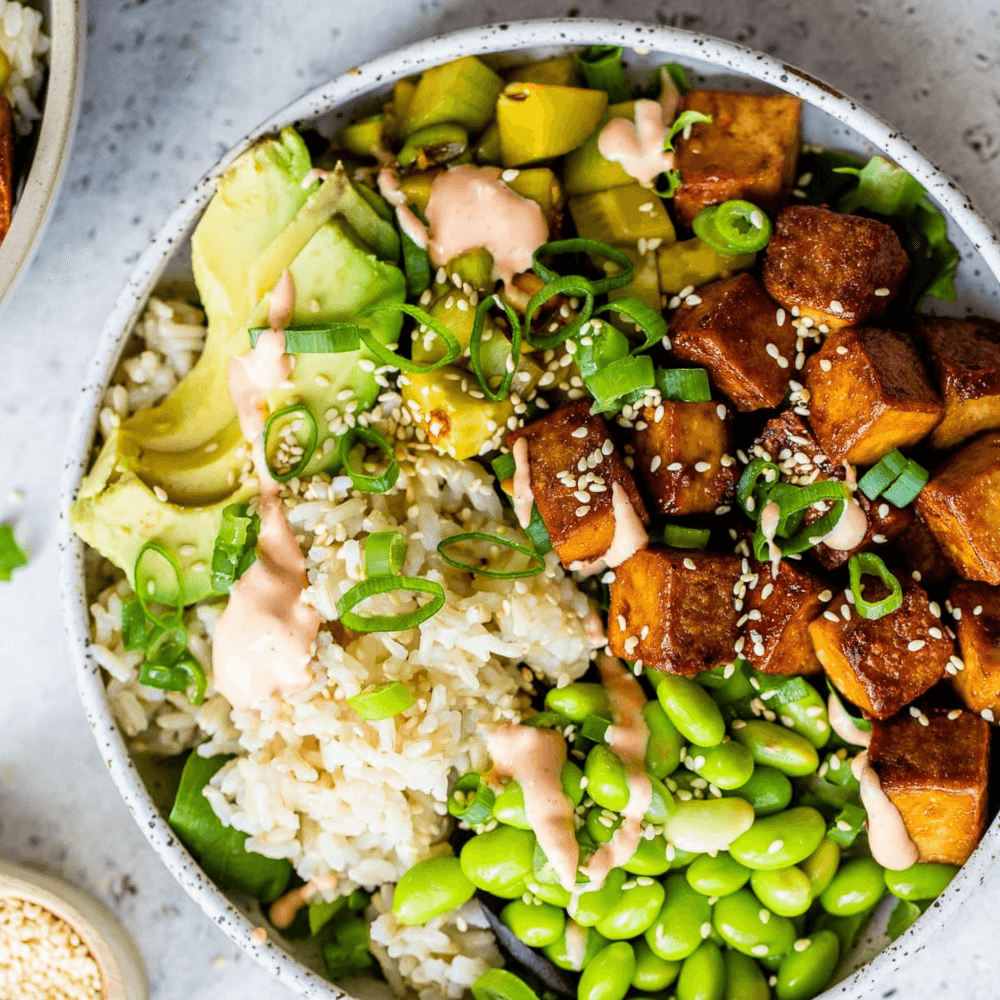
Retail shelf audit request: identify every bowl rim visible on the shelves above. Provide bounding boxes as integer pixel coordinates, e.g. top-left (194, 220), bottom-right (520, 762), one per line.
top-left (58, 17), bottom-right (1000, 1000)
top-left (0, 0), bottom-right (87, 312)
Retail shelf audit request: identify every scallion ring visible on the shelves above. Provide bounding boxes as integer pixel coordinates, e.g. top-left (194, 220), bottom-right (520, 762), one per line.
top-left (437, 531), bottom-right (545, 579)
top-left (120, 598), bottom-right (150, 652)
top-left (365, 531), bottom-right (408, 576)
top-left (524, 274), bottom-right (595, 350)
top-left (469, 294), bottom-right (523, 401)
top-left (263, 403), bottom-right (318, 483)
top-left (491, 452), bottom-right (516, 484)
top-left (654, 524), bottom-right (711, 549)
top-left (134, 541), bottom-right (185, 627)
top-left (858, 449), bottom-right (909, 500)
top-left (736, 459), bottom-right (781, 518)
top-left (448, 773), bottom-right (496, 826)
top-left (339, 426), bottom-right (399, 494)
top-left (574, 46), bottom-right (630, 103)
top-left (248, 323), bottom-right (361, 354)
top-left (881, 458), bottom-right (929, 508)
top-left (348, 680), bottom-right (415, 721)
top-left (531, 238), bottom-right (634, 296)
top-left (848, 552), bottom-right (903, 620)
top-left (693, 199), bottom-right (773, 255)
top-left (139, 652), bottom-right (206, 706)
top-left (355, 302), bottom-right (461, 373)
top-left (655, 367), bottom-right (712, 402)
top-left (211, 502), bottom-right (260, 593)
top-left (586, 354), bottom-right (656, 414)
top-left (595, 296), bottom-right (668, 355)
top-left (337, 575), bottom-right (446, 632)
top-left (400, 229), bottom-right (432, 298)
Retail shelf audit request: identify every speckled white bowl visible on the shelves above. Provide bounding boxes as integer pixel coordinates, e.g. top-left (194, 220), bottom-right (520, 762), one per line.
top-left (58, 18), bottom-right (1000, 1000)
top-left (0, 0), bottom-right (86, 311)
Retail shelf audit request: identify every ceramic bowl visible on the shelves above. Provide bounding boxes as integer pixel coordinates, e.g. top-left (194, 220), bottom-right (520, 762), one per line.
top-left (58, 18), bottom-right (1000, 1000)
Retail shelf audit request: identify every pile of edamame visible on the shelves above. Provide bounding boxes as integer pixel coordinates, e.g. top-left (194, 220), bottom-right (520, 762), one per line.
top-left (394, 661), bottom-right (958, 1000)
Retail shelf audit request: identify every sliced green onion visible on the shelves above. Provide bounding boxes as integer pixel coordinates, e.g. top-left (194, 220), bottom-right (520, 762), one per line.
top-left (652, 524), bottom-right (711, 549)
top-left (248, 323), bottom-right (361, 353)
top-left (586, 354), bottom-right (656, 413)
top-left (491, 452), bottom-right (516, 483)
top-left (448, 773), bottom-right (496, 826)
top-left (532, 239), bottom-right (634, 296)
top-left (579, 715), bottom-right (611, 745)
top-left (881, 458), bottom-right (929, 508)
top-left (469, 294), bottom-right (523, 401)
top-left (827, 803), bottom-right (867, 848)
top-left (858, 449), bottom-right (908, 500)
top-left (0, 523), bottom-right (28, 581)
top-left (472, 968), bottom-right (540, 1000)
top-left (664, 109), bottom-right (712, 152)
top-left (748, 672), bottom-right (814, 708)
top-left (211, 502), bottom-right (260, 593)
top-left (365, 531), bottom-right (408, 576)
top-left (737, 459), bottom-right (781, 518)
top-left (574, 320), bottom-right (630, 380)
top-left (522, 711), bottom-right (572, 730)
top-left (654, 169), bottom-right (682, 199)
top-left (337, 575), bottom-right (446, 632)
top-left (655, 367), bottom-right (712, 402)
top-left (662, 63), bottom-right (690, 94)
top-left (574, 45), bottom-right (630, 103)
top-left (134, 541), bottom-right (185, 627)
top-left (355, 302), bottom-right (461, 373)
top-left (263, 403), bottom-right (318, 483)
top-left (768, 481), bottom-right (850, 521)
top-left (524, 273), bottom-right (596, 350)
top-left (339, 426), bottom-right (399, 494)
top-left (401, 229), bottom-right (432, 298)
top-left (596, 297), bottom-right (668, 355)
top-left (437, 531), bottom-right (545, 579)
top-left (347, 680), bottom-right (415, 720)
top-left (693, 200), bottom-right (773, 255)
top-left (139, 651), bottom-right (206, 706)
top-left (120, 598), bottom-right (150, 652)
top-left (849, 552), bottom-right (903, 620)
top-left (523, 506), bottom-right (553, 556)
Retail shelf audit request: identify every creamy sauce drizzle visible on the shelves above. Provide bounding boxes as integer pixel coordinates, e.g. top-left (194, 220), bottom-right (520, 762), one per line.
top-left (488, 725), bottom-right (579, 891)
top-left (425, 165), bottom-right (548, 287)
top-left (819, 500), bottom-right (868, 551)
top-left (597, 99), bottom-right (676, 189)
top-left (212, 270), bottom-right (322, 710)
top-left (827, 694), bottom-right (871, 748)
top-left (569, 482), bottom-right (648, 577)
top-left (511, 437), bottom-right (534, 529)
top-left (759, 500), bottom-right (784, 576)
top-left (657, 66), bottom-right (682, 126)
top-left (377, 168), bottom-right (430, 250)
top-left (582, 610), bottom-right (607, 650)
top-left (269, 873), bottom-right (338, 930)
top-left (851, 751), bottom-right (920, 871)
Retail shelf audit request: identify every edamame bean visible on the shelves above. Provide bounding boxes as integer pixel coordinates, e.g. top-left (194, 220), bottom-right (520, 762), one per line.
top-left (578, 940), bottom-right (635, 1000)
top-left (686, 853), bottom-right (752, 897)
top-left (500, 899), bottom-right (565, 947)
top-left (460, 826), bottom-right (535, 898)
top-left (544, 922), bottom-right (608, 972)
top-left (644, 874), bottom-right (713, 961)
top-left (775, 681), bottom-right (830, 750)
top-left (730, 721), bottom-right (819, 777)
top-left (776, 930), bottom-right (840, 1000)
top-left (585, 806), bottom-right (622, 845)
top-left (585, 745), bottom-right (631, 812)
top-left (750, 866), bottom-right (813, 917)
top-left (645, 775), bottom-right (677, 824)
top-left (547, 682), bottom-right (612, 722)
top-left (822, 748), bottom-right (860, 793)
top-left (658, 675), bottom-right (726, 747)
top-left (665, 797), bottom-right (756, 854)
top-left (884, 862), bottom-right (959, 901)
top-left (728, 764), bottom-right (793, 816)
top-left (571, 868), bottom-right (626, 928)
top-left (708, 664), bottom-right (756, 705)
top-left (820, 858), bottom-right (886, 916)
top-left (392, 856), bottom-right (474, 925)
top-left (623, 833), bottom-right (672, 876)
top-left (529, 879), bottom-right (572, 907)
top-left (495, 763), bottom-right (587, 828)
top-left (596, 876), bottom-right (666, 939)
top-left (643, 701), bottom-right (684, 779)
top-left (669, 846), bottom-right (702, 870)
top-left (723, 948), bottom-right (770, 1000)
top-left (713, 889), bottom-right (795, 960)
top-left (677, 940), bottom-right (726, 1000)
top-left (800, 838), bottom-right (841, 898)
top-left (729, 807), bottom-right (826, 871)
top-left (632, 938), bottom-right (681, 992)
top-left (689, 740), bottom-right (755, 790)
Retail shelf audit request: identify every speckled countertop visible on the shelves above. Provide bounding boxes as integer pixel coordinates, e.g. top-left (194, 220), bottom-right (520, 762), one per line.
top-left (1, 1), bottom-right (998, 998)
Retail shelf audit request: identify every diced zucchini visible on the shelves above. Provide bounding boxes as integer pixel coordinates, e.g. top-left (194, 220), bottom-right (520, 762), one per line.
top-left (608, 248), bottom-right (662, 329)
top-left (507, 55), bottom-right (580, 88)
top-left (563, 101), bottom-right (636, 196)
top-left (506, 167), bottom-right (563, 232)
top-left (398, 171), bottom-right (437, 216)
top-left (656, 238), bottom-right (756, 294)
top-left (446, 248), bottom-right (495, 292)
top-left (397, 122), bottom-right (469, 169)
top-left (568, 184), bottom-right (677, 246)
top-left (337, 113), bottom-right (387, 159)
top-left (401, 56), bottom-right (505, 136)
top-left (475, 121), bottom-right (503, 164)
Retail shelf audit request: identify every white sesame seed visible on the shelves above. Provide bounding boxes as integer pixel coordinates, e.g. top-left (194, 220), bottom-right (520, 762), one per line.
top-left (695, 461), bottom-right (712, 473)
top-left (571, 426), bottom-right (588, 439)
top-left (982, 709), bottom-right (995, 723)
top-left (667, 462), bottom-right (683, 472)
top-left (685, 294), bottom-right (703, 307)
top-left (929, 627), bottom-right (943, 640)
top-left (974, 605), bottom-right (984, 616)
top-left (650, 456), bottom-right (662, 473)
top-left (908, 640), bottom-right (927, 652)
top-left (776, 308), bottom-right (786, 327)
top-left (818, 589), bottom-right (833, 602)
top-left (576, 506), bottom-right (591, 517)
top-left (829, 300), bottom-right (844, 314)
top-left (874, 287), bottom-right (891, 297)
top-left (948, 709), bottom-right (963, 720)
top-left (820, 359), bottom-right (833, 372)
top-left (683, 558), bottom-right (697, 571)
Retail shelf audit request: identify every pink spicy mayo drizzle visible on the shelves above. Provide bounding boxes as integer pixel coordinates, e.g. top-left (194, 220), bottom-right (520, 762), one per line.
top-left (597, 97), bottom-right (676, 189)
top-left (212, 270), bottom-right (322, 710)
top-left (424, 165), bottom-right (548, 287)
top-left (581, 656), bottom-right (652, 889)
top-left (822, 461), bottom-right (868, 551)
top-left (488, 725), bottom-right (579, 891)
top-left (377, 168), bottom-right (430, 250)
top-left (269, 873), bottom-right (338, 930)
top-left (570, 482), bottom-right (649, 577)
top-left (827, 694), bottom-right (871, 748)
top-left (759, 500), bottom-right (783, 576)
top-left (511, 437), bottom-right (534, 530)
top-left (851, 750), bottom-right (919, 871)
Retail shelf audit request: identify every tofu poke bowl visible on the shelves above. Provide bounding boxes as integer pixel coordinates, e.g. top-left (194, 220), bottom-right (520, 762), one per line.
top-left (60, 20), bottom-right (1000, 1000)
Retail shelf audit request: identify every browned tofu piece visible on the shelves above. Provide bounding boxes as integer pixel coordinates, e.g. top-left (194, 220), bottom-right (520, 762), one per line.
top-left (629, 400), bottom-right (737, 515)
top-left (762, 205), bottom-right (910, 330)
top-left (752, 411), bottom-right (913, 570)
top-left (507, 401), bottom-right (649, 571)
top-left (808, 577), bottom-right (952, 719)
top-left (950, 580), bottom-right (1000, 718)
top-left (869, 710), bottom-right (990, 866)
top-left (744, 559), bottom-right (830, 675)
top-left (608, 547), bottom-right (741, 675)
top-left (670, 273), bottom-right (796, 411)
top-left (893, 513), bottom-right (954, 586)
top-left (0, 97), bottom-right (13, 244)
top-left (915, 315), bottom-right (1000, 449)
top-left (672, 90), bottom-right (801, 228)
top-left (914, 431), bottom-right (1000, 585)
top-left (803, 326), bottom-right (943, 466)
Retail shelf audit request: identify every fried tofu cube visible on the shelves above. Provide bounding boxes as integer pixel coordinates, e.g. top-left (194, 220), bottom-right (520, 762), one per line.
top-left (808, 577), bottom-right (952, 719)
top-left (608, 547), bottom-right (741, 675)
top-left (762, 205), bottom-right (910, 330)
top-left (672, 90), bottom-right (802, 228)
top-left (915, 315), bottom-right (1000, 450)
top-left (0, 97), bottom-right (13, 243)
top-left (804, 326), bottom-right (943, 466)
top-left (629, 400), bottom-right (737, 515)
top-left (893, 514), bottom-right (953, 587)
top-left (914, 431), bottom-right (1000, 585)
top-left (869, 710), bottom-right (990, 866)
top-left (950, 581), bottom-right (1000, 718)
top-left (670, 273), bottom-right (797, 411)
top-left (507, 401), bottom-right (649, 572)
top-left (744, 560), bottom-right (830, 675)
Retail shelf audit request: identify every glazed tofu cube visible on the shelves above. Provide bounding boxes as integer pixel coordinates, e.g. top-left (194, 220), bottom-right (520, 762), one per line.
top-left (808, 578), bottom-right (952, 719)
top-left (915, 315), bottom-right (1000, 450)
top-left (629, 400), bottom-right (737, 515)
top-left (893, 514), bottom-right (954, 587)
top-left (914, 431), bottom-right (1000, 585)
top-left (762, 205), bottom-right (910, 330)
top-left (608, 547), bottom-right (741, 675)
top-left (804, 326), bottom-right (943, 466)
top-left (0, 97), bottom-right (12, 243)
top-left (743, 560), bottom-right (830, 675)
top-left (507, 401), bottom-right (649, 572)
top-left (670, 273), bottom-right (797, 411)
top-left (950, 581), bottom-right (1000, 718)
top-left (752, 411), bottom-right (913, 570)
top-left (672, 90), bottom-right (802, 227)
top-left (868, 710), bottom-right (990, 866)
